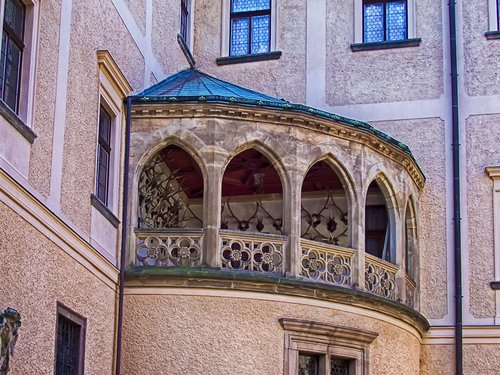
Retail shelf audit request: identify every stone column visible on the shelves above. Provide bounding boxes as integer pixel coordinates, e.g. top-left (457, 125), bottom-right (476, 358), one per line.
top-left (286, 169), bottom-right (303, 277)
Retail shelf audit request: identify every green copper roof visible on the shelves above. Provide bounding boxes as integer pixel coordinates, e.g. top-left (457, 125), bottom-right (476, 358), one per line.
top-left (131, 69), bottom-right (423, 179)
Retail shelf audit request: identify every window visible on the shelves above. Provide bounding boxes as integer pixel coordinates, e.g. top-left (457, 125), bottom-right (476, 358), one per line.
top-left (0, 0), bottom-right (25, 113)
top-left (96, 105), bottom-right (112, 206)
top-left (363, 0), bottom-right (407, 43)
top-left (230, 0), bottom-right (271, 56)
top-left (55, 305), bottom-right (86, 375)
top-left (280, 318), bottom-right (378, 375)
top-left (180, 0), bottom-right (189, 43)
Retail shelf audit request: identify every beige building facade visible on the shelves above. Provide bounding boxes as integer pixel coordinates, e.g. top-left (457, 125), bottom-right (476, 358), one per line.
top-left (1, 0), bottom-right (500, 374)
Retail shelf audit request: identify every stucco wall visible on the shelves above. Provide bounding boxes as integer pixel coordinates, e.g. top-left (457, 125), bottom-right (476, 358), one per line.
top-left (0, 202), bottom-right (116, 375)
top-left (325, 0), bottom-right (443, 106)
top-left (28, 0), bottom-right (62, 197)
top-left (462, 0), bottom-right (500, 97)
top-left (60, 0), bottom-right (145, 234)
top-left (121, 293), bottom-right (421, 375)
top-left (372, 118), bottom-right (447, 319)
top-left (194, 0), bottom-right (307, 103)
top-left (420, 345), bottom-right (454, 375)
top-left (465, 114), bottom-right (499, 319)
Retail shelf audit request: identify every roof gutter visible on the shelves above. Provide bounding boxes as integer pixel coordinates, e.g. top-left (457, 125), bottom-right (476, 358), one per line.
top-left (447, 1), bottom-right (463, 373)
top-left (115, 96), bottom-right (132, 375)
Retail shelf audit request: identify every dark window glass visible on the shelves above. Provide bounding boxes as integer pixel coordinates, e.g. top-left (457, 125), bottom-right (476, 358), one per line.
top-left (363, 0), bottom-right (407, 43)
top-left (299, 353), bottom-right (320, 375)
top-left (330, 357), bottom-right (350, 375)
top-left (0, 0), bottom-right (25, 113)
top-left (180, 0), bottom-right (189, 42)
top-left (96, 106), bottom-right (112, 206)
top-left (365, 205), bottom-right (389, 260)
top-left (230, 0), bottom-right (271, 56)
top-left (55, 315), bottom-right (82, 375)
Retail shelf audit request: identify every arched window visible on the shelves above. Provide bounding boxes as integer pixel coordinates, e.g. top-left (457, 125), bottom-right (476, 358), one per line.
top-left (301, 160), bottom-right (349, 247)
top-left (405, 199), bottom-right (417, 279)
top-left (365, 180), bottom-right (392, 262)
top-left (137, 145), bottom-right (204, 229)
top-left (221, 148), bottom-right (283, 234)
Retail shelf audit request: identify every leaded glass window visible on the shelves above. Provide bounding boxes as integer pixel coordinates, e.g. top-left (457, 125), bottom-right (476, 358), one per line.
top-left (0, 0), bottom-right (25, 113)
top-left (230, 0), bottom-right (271, 56)
top-left (96, 105), bottom-right (112, 206)
top-left (180, 0), bottom-right (189, 42)
top-left (363, 0), bottom-right (407, 43)
top-left (330, 358), bottom-right (350, 375)
top-left (299, 354), bottom-right (320, 375)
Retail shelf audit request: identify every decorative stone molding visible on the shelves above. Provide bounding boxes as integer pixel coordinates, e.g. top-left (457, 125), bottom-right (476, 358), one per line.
top-left (124, 268), bottom-right (430, 335)
top-left (130, 103), bottom-right (425, 190)
top-left (0, 308), bottom-right (21, 375)
top-left (97, 50), bottom-right (132, 99)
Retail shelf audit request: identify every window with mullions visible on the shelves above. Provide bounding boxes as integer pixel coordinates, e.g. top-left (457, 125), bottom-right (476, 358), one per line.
top-left (230, 0), bottom-right (271, 56)
top-left (96, 105), bottom-right (112, 206)
top-left (180, 0), bottom-right (189, 42)
top-left (363, 0), bottom-right (407, 43)
top-left (298, 353), bottom-right (352, 375)
top-left (0, 0), bottom-right (25, 113)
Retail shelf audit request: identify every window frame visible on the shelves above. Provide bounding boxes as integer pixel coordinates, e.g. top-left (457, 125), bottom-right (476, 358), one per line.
top-left (221, 0), bottom-right (278, 58)
top-left (54, 303), bottom-right (86, 375)
top-left (362, 0), bottom-right (408, 44)
top-left (179, 0), bottom-right (193, 47)
top-left (0, 0), bottom-right (39, 127)
top-left (280, 318), bottom-right (378, 375)
top-left (96, 104), bottom-right (113, 206)
top-left (354, 0), bottom-right (415, 45)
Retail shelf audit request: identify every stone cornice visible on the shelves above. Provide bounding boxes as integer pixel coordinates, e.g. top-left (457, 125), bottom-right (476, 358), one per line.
top-left (124, 267), bottom-right (430, 336)
top-left (97, 50), bottom-right (132, 99)
top-left (130, 103), bottom-right (425, 190)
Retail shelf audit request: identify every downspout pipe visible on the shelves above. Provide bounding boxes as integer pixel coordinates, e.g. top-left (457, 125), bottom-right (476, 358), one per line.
top-left (115, 96), bottom-right (132, 375)
top-left (448, 1), bottom-right (463, 374)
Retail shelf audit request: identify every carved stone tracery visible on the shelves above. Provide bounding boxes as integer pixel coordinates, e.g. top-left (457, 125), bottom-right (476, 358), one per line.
top-left (0, 308), bottom-right (21, 375)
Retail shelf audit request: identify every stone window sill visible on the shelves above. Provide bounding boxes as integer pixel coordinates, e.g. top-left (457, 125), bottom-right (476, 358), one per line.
top-left (90, 194), bottom-right (120, 228)
top-left (0, 99), bottom-right (37, 143)
top-left (485, 31), bottom-right (500, 40)
top-left (216, 51), bottom-right (282, 66)
top-left (351, 38), bottom-right (421, 52)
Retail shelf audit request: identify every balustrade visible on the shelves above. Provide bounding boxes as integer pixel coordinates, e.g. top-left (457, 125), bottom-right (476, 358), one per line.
top-left (300, 239), bottom-right (354, 286)
top-left (135, 229), bottom-right (203, 267)
top-left (364, 254), bottom-right (398, 300)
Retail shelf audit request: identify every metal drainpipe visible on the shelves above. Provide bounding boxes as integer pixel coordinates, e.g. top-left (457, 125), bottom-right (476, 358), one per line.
top-left (115, 97), bottom-right (132, 375)
top-left (448, 1), bottom-right (463, 374)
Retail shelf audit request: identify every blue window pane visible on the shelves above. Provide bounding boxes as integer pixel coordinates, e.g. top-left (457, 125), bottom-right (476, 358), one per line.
top-left (231, 18), bottom-right (249, 56)
top-left (251, 15), bottom-right (270, 54)
top-left (232, 0), bottom-right (270, 13)
top-left (364, 3), bottom-right (384, 43)
top-left (386, 1), bottom-right (407, 41)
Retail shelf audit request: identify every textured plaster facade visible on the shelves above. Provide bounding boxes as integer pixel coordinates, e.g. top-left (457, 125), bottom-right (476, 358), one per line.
top-left (325, 0), bottom-right (443, 106)
top-left (1, 0), bottom-right (500, 374)
top-left (372, 118), bottom-right (447, 319)
top-left (0, 202), bottom-right (116, 375)
top-left (122, 294), bottom-right (421, 375)
top-left (465, 114), bottom-right (499, 319)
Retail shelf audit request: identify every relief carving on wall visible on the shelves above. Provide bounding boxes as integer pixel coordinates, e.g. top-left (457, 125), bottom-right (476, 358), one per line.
top-left (0, 308), bottom-right (21, 375)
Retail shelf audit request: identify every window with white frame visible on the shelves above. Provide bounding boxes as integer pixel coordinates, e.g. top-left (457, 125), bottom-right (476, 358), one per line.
top-left (354, 0), bottom-right (415, 44)
top-left (221, 0), bottom-right (278, 57)
top-left (280, 318), bottom-right (378, 375)
top-left (487, 0), bottom-right (500, 33)
top-left (180, 0), bottom-right (190, 43)
top-left (96, 104), bottom-right (113, 206)
top-left (0, 0), bottom-right (39, 124)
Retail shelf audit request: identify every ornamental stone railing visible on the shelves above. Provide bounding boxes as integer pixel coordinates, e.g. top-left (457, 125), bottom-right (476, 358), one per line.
top-left (300, 239), bottom-right (354, 286)
top-left (135, 229), bottom-right (203, 267)
top-left (219, 230), bottom-right (285, 273)
top-left (132, 228), bottom-right (419, 309)
top-left (405, 275), bottom-right (417, 308)
top-left (365, 254), bottom-right (398, 300)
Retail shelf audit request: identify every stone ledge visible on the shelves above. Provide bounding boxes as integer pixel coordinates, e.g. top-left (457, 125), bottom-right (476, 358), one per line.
top-left (125, 267), bottom-right (430, 335)
top-left (216, 51), bottom-right (282, 65)
top-left (0, 100), bottom-right (37, 144)
top-left (351, 38), bottom-right (421, 52)
top-left (491, 281), bottom-right (500, 290)
top-left (485, 31), bottom-right (500, 40)
top-left (90, 194), bottom-right (120, 228)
